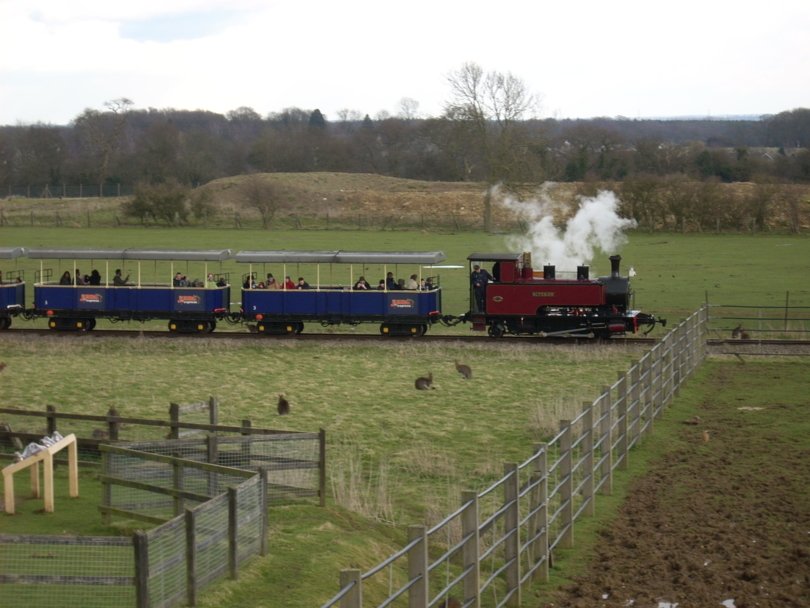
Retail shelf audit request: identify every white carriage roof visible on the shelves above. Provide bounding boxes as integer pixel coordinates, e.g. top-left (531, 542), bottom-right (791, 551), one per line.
top-left (25, 248), bottom-right (232, 261)
top-left (235, 251), bottom-right (446, 265)
top-left (0, 247), bottom-right (25, 259)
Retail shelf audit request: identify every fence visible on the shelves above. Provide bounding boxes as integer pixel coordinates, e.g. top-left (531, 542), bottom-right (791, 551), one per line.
top-left (0, 399), bottom-right (324, 608)
top-left (4, 183), bottom-right (134, 199)
top-left (705, 295), bottom-right (810, 339)
top-left (321, 306), bottom-right (707, 608)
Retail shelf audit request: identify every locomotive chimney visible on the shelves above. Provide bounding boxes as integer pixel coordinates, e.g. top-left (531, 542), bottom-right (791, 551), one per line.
top-left (577, 265), bottom-right (589, 280)
top-left (543, 264), bottom-right (555, 279)
top-left (609, 255), bottom-right (621, 278)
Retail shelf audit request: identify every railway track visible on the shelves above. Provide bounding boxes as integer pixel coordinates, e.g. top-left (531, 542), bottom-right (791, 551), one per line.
top-left (2, 328), bottom-right (808, 353)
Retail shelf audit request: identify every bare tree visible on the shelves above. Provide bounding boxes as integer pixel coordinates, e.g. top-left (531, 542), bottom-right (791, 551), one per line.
top-left (243, 174), bottom-right (282, 229)
top-left (444, 62), bottom-right (538, 231)
top-left (72, 98), bottom-right (132, 190)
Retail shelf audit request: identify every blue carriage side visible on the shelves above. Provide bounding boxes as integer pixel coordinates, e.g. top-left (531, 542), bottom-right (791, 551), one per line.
top-left (0, 247), bottom-right (25, 330)
top-left (235, 250), bottom-right (445, 336)
top-left (27, 248), bottom-right (232, 332)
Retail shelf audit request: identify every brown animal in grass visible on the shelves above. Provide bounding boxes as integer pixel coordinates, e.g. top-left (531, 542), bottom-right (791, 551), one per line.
top-left (439, 598), bottom-right (461, 608)
top-left (454, 360), bottom-right (472, 380)
top-left (414, 372), bottom-right (435, 390)
top-left (0, 361), bottom-right (6, 373)
top-left (731, 324), bottom-right (750, 340)
top-left (277, 394), bottom-right (290, 415)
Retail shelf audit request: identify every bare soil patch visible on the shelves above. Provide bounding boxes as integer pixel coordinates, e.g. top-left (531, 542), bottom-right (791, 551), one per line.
top-left (542, 361), bottom-right (810, 608)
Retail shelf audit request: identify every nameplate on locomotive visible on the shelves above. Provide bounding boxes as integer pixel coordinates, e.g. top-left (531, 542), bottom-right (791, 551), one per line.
top-left (532, 291), bottom-right (555, 298)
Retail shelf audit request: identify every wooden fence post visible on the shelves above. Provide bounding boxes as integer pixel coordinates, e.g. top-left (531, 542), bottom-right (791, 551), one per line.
top-left (206, 434), bottom-right (219, 496)
top-left (228, 487), bottom-right (238, 579)
top-left (240, 420), bottom-right (252, 468)
top-left (186, 508), bottom-right (197, 607)
top-left (46, 404), bottom-right (57, 435)
top-left (461, 490), bottom-right (480, 607)
top-left (581, 403), bottom-right (595, 517)
top-left (319, 428), bottom-right (327, 507)
top-left (258, 467), bottom-right (269, 557)
top-left (504, 462), bottom-right (520, 606)
top-left (559, 420), bottom-right (573, 549)
top-left (106, 407), bottom-right (120, 441)
top-left (616, 374), bottom-right (629, 470)
top-left (133, 531), bottom-right (150, 608)
top-left (168, 403), bottom-right (180, 440)
top-left (407, 525), bottom-right (428, 608)
top-left (599, 387), bottom-right (613, 495)
top-left (101, 448), bottom-right (112, 524)
top-left (530, 444), bottom-right (549, 582)
top-left (208, 396), bottom-right (218, 427)
top-left (339, 569), bottom-right (362, 608)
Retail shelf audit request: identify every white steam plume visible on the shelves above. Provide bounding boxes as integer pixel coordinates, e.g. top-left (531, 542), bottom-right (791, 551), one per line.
top-left (500, 185), bottom-right (636, 272)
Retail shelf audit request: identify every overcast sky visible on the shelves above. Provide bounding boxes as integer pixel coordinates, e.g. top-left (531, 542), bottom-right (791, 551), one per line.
top-left (1, 0), bottom-right (808, 126)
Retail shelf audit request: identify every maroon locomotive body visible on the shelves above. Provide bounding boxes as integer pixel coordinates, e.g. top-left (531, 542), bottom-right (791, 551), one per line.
top-left (467, 252), bottom-right (660, 338)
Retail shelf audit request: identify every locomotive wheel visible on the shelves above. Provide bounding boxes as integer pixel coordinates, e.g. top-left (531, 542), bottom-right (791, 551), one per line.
top-left (488, 323), bottom-right (505, 338)
top-left (0, 317), bottom-right (11, 330)
top-left (294, 322), bottom-right (304, 334)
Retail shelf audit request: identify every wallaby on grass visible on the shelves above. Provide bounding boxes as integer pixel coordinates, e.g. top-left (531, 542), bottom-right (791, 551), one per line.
top-left (454, 360), bottom-right (472, 379)
top-left (731, 324), bottom-right (750, 340)
top-left (414, 372), bottom-right (435, 390)
top-left (277, 393), bottom-right (290, 415)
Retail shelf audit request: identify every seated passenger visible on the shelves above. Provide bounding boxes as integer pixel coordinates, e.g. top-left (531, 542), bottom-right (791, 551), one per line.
top-left (377, 279), bottom-right (385, 290)
top-left (385, 272), bottom-right (397, 291)
top-left (296, 277), bottom-right (310, 289)
top-left (216, 276), bottom-right (227, 287)
top-left (419, 278), bottom-right (426, 290)
top-left (425, 277), bottom-right (436, 290)
top-left (266, 273), bottom-right (279, 289)
top-left (283, 275), bottom-right (295, 290)
top-left (405, 274), bottom-right (418, 290)
top-left (174, 272), bottom-right (184, 287)
top-left (206, 273), bottom-right (217, 288)
top-left (88, 269), bottom-right (102, 285)
top-left (59, 271), bottom-right (72, 285)
top-left (75, 269), bottom-right (87, 285)
top-left (113, 269), bottom-right (129, 286)
top-left (397, 278), bottom-right (405, 290)
top-left (354, 276), bottom-right (370, 290)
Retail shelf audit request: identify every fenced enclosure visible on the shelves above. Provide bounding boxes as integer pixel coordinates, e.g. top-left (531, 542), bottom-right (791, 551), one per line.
top-left (0, 399), bottom-right (324, 608)
top-left (321, 307), bottom-right (707, 608)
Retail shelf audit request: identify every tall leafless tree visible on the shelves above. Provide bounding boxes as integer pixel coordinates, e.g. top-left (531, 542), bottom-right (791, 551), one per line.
top-left (444, 62), bottom-right (539, 232)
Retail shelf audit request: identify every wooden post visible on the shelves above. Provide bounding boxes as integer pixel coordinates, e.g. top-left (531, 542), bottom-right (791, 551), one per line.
top-left (240, 420), bottom-right (252, 468)
top-left (504, 462), bottom-right (521, 606)
top-left (408, 525), bottom-right (429, 608)
top-left (616, 373), bottom-right (629, 470)
top-left (630, 363), bottom-right (641, 446)
top-left (101, 448), bottom-right (112, 524)
top-left (531, 444), bottom-right (549, 582)
top-left (107, 407), bottom-right (120, 441)
top-left (134, 531), bottom-right (150, 608)
top-left (559, 420), bottom-right (574, 549)
top-left (186, 508), bottom-right (197, 607)
top-left (206, 435), bottom-right (219, 496)
top-left (319, 428), bottom-right (327, 507)
top-left (258, 467), bottom-right (269, 557)
top-left (168, 403), bottom-right (180, 440)
top-left (339, 569), bottom-right (362, 608)
top-left (581, 403), bottom-right (595, 517)
top-left (46, 404), bottom-right (57, 435)
top-left (173, 454), bottom-right (184, 516)
top-left (228, 487), bottom-right (238, 579)
top-left (461, 490), bottom-right (481, 607)
top-left (599, 387), bottom-right (613, 495)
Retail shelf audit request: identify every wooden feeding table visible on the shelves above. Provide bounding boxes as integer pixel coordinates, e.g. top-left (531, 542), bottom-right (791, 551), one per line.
top-left (2, 433), bottom-right (79, 514)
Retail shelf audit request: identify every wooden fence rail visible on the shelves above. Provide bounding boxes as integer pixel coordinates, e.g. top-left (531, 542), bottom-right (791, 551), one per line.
top-left (321, 305), bottom-right (708, 608)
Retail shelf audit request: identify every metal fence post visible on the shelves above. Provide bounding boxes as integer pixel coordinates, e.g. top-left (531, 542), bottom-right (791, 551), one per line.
top-left (630, 363), bottom-right (641, 446)
top-left (559, 420), bottom-right (574, 549)
top-left (504, 462), bottom-right (520, 606)
top-left (408, 525), bottom-right (428, 608)
top-left (461, 490), bottom-right (480, 607)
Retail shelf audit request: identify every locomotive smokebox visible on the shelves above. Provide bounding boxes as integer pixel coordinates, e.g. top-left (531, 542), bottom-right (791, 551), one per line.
top-left (609, 255), bottom-right (621, 278)
top-left (577, 265), bottom-right (589, 280)
top-left (543, 265), bottom-right (556, 280)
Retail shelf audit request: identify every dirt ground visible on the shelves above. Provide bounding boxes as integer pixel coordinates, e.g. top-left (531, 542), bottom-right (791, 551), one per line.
top-left (541, 363), bottom-right (810, 608)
